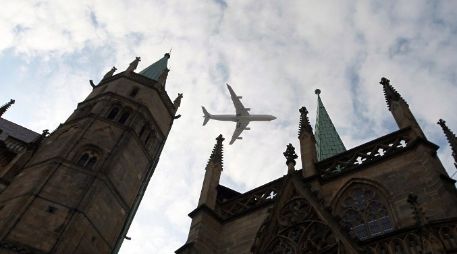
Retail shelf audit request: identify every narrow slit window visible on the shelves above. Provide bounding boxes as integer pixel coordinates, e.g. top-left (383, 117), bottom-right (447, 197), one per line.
top-left (77, 153), bottom-right (89, 167)
top-left (144, 133), bottom-right (151, 145)
top-left (86, 157), bottom-right (97, 169)
top-left (118, 112), bottom-right (130, 124)
top-left (107, 107), bottom-right (119, 120)
top-left (129, 87), bottom-right (139, 97)
top-left (139, 124), bottom-right (146, 138)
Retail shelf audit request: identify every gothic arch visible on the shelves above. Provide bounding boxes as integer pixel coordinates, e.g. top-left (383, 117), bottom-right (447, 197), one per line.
top-left (332, 179), bottom-right (396, 240)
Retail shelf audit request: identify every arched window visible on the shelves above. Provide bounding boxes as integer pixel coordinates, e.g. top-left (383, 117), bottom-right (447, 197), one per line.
top-left (76, 151), bottom-right (98, 169)
top-left (107, 107), bottom-right (119, 120)
top-left (336, 184), bottom-right (394, 240)
top-left (118, 111), bottom-right (130, 124)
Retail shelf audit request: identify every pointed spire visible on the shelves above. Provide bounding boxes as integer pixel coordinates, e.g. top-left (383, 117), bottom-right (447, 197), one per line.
top-left (314, 89), bottom-right (346, 161)
top-left (438, 119), bottom-right (457, 168)
top-left (380, 77), bottom-right (408, 110)
top-left (208, 134), bottom-right (224, 166)
top-left (298, 106), bottom-right (313, 137)
top-left (0, 99), bottom-right (15, 118)
top-left (139, 53), bottom-right (170, 87)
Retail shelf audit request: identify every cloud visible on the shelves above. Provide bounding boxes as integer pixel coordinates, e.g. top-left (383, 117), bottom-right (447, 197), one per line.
top-left (1, 1), bottom-right (457, 253)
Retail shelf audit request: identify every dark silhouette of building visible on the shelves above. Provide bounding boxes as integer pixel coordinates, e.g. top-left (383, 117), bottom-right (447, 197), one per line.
top-left (177, 78), bottom-right (457, 254)
top-left (0, 53), bottom-right (182, 253)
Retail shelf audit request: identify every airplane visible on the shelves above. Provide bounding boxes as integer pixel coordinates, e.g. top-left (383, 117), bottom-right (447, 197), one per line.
top-left (202, 84), bottom-right (276, 145)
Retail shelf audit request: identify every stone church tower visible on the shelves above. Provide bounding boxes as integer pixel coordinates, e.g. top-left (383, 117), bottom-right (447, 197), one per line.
top-left (177, 78), bottom-right (457, 253)
top-left (0, 53), bottom-right (182, 253)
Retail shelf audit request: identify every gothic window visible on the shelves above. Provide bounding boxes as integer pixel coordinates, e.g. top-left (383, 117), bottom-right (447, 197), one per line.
top-left (107, 106), bottom-right (120, 120)
top-left (336, 184), bottom-right (394, 240)
top-left (76, 151), bottom-right (98, 169)
top-left (118, 111), bottom-right (130, 124)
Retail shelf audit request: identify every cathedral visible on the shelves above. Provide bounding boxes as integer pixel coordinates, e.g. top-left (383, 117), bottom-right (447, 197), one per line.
top-left (176, 79), bottom-right (457, 253)
top-left (0, 53), bottom-right (456, 254)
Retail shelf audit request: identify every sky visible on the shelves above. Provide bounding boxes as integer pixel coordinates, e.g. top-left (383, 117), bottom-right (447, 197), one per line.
top-left (1, 1), bottom-right (457, 253)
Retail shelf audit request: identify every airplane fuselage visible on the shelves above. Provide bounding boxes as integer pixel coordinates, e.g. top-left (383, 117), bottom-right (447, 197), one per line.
top-left (208, 114), bottom-right (276, 122)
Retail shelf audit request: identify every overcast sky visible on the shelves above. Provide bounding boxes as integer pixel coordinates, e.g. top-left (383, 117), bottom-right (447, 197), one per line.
top-left (1, 1), bottom-right (457, 253)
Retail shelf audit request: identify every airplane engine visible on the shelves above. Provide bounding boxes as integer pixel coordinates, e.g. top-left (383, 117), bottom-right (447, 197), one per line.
top-left (245, 108), bottom-right (251, 111)
top-left (245, 127), bottom-right (250, 130)
top-left (237, 96), bottom-right (242, 99)
top-left (237, 137), bottom-right (243, 140)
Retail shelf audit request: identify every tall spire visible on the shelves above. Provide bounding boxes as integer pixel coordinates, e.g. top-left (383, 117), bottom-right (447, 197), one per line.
top-left (438, 119), bottom-right (457, 169)
top-left (0, 99), bottom-right (15, 118)
top-left (207, 134), bottom-right (224, 167)
top-left (199, 134), bottom-right (224, 208)
top-left (139, 53), bottom-right (170, 87)
top-left (379, 77), bottom-right (425, 138)
top-left (380, 77), bottom-right (407, 110)
top-left (298, 106), bottom-right (318, 178)
top-left (314, 89), bottom-right (346, 161)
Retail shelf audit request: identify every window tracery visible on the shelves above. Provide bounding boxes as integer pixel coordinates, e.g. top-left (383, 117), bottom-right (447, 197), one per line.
top-left (336, 184), bottom-right (394, 240)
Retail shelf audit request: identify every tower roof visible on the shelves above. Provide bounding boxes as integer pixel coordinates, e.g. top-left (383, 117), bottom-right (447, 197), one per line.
top-left (139, 53), bottom-right (170, 81)
top-left (314, 89), bottom-right (346, 161)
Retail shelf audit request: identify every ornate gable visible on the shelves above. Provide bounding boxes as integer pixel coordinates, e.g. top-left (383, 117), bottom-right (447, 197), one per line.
top-left (251, 174), bottom-right (359, 254)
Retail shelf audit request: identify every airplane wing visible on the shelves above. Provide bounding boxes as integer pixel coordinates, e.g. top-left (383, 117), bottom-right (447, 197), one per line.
top-left (229, 121), bottom-right (249, 145)
top-left (227, 84), bottom-right (250, 116)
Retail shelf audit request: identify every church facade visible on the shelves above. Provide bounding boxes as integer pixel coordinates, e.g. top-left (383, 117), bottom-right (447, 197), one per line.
top-left (177, 78), bottom-right (457, 254)
top-left (0, 54), bottom-right (182, 253)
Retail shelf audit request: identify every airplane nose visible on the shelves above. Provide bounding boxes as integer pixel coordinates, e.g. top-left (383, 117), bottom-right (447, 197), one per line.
top-left (272, 116), bottom-right (277, 120)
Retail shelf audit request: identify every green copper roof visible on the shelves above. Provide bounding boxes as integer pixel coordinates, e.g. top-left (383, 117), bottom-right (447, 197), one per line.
top-left (314, 89), bottom-right (346, 161)
top-left (139, 53), bottom-right (170, 81)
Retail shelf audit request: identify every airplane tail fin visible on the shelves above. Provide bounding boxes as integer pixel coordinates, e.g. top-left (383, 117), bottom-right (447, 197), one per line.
top-left (202, 106), bottom-right (211, 126)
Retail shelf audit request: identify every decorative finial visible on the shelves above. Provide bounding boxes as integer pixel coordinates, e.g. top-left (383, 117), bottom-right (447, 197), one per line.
top-left (173, 93), bottom-right (183, 109)
top-left (283, 143), bottom-right (298, 173)
top-left (315, 89), bottom-right (321, 95)
top-left (216, 134), bottom-right (224, 143)
top-left (0, 99), bottom-right (15, 118)
top-left (298, 106), bottom-right (313, 136)
top-left (208, 134), bottom-right (224, 166)
top-left (438, 119), bottom-right (457, 169)
top-left (125, 57), bottom-right (141, 73)
top-left (380, 77), bottom-right (407, 110)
